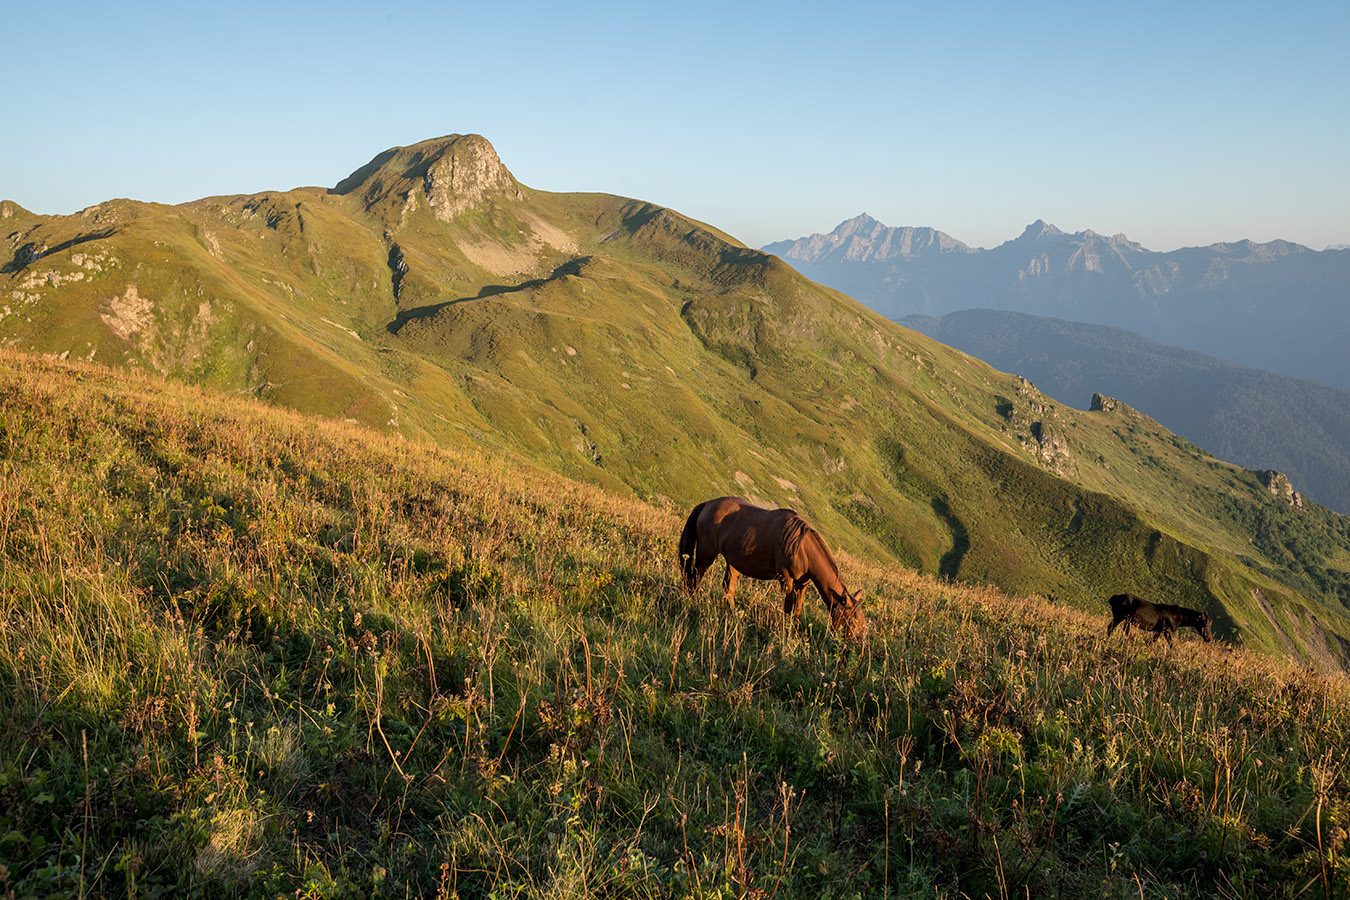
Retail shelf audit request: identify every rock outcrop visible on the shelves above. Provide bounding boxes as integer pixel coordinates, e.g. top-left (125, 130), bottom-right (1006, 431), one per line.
top-left (999, 377), bottom-right (1075, 476)
top-left (420, 135), bottom-right (521, 222)
top-left (1089, 392), bottom-right (1117, 413)
top-left (1256, 470), bottom-right (1304, 509)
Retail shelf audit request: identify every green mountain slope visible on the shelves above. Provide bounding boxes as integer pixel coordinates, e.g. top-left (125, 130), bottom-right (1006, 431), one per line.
top-left (4, 135), bottom-right (1350, 666)
top-left (903, 308), bottom-right (1350, 516)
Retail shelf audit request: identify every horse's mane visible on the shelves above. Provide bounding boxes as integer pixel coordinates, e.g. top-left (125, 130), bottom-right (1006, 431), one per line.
top-left (783, 511), bottom-right (839, 574)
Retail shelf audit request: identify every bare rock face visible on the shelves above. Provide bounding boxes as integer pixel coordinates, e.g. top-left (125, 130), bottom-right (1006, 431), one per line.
top-left (421, 135), bottom-right (522, 222)
top-left (999, 377), bottom-right (1076, 476)
top-left (1257, 469), bottom-right (1305, 509)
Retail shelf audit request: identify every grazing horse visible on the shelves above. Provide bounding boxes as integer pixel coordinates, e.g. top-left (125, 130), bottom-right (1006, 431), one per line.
top-left (678, 497), bottom-right (866, 641)
top-left (1106, 593), bottom-right (1213, 643)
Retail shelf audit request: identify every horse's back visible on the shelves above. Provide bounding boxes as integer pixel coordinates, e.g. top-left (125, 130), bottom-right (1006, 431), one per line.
top-left (699, 497), bottom-right (789, 537)
top-left (1109, 593), bottom-right (1141, 612)
top-left (700, 496), bottom-right (757, 525)
top-left (698, 497), bottom-right (801, 578)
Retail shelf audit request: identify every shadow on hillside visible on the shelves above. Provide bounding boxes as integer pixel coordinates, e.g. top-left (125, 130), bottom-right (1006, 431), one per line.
top-left (3, 229), bottom-right (116, 274)
top-left (1211, 603), bottom-right (1239, 642)
top-left (330, 148), bottom-right (399, 195)
top-left (932, 496), bottom-right (970, 580)
top-left (386, 258), bottom-right (588, 335)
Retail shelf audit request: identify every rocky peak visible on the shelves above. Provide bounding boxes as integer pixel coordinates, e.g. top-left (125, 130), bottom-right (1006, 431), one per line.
top-left (1017, 219), bottom-right (1064, 242)
top-left (768, 214), bottom-right (971, 264)
top-left (834, 213), bottom-right (882, 236)
top-left (420, 135), bottom-right (520, 221)
top-left (333, 134), bottom-right (523, 224)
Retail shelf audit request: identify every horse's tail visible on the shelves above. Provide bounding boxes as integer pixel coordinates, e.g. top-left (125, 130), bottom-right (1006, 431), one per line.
top-left (678, 501), bottom-right (707, 593)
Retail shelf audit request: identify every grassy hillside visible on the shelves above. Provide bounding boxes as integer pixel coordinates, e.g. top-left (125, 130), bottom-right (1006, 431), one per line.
top-left (3, 349), bottom-right (1349, 899)
top-left (903, 308), bottom-right (1350, 517)
top-left (5, 135), bottom-right (1350, 667)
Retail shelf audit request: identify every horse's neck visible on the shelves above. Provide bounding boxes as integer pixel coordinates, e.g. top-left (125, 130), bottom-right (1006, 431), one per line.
top-left (805, 536), bottom-right (846, 601)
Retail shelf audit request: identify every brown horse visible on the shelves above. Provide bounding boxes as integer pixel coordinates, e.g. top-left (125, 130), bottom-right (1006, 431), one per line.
top-left (678, 496), bottom-right (866, 641)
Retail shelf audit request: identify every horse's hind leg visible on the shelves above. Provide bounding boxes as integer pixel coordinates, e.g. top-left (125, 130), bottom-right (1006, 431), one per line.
top-left (722, 565), bottom-right (740, 606)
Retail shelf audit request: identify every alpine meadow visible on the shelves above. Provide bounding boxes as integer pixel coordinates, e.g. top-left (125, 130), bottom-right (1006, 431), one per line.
top-left (3, 134), bottom-right (1350, 899)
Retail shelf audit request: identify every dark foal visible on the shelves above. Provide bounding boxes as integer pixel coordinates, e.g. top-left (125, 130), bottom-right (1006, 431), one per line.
top-left (1106, 593), bottom-right (1213, 643)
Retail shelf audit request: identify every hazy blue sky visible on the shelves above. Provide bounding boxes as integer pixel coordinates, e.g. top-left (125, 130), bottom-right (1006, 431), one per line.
top-left (3, 0), bottom-right (1347, 251)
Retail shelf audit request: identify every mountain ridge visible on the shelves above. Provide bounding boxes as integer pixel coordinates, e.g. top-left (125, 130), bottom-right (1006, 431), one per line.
top-left (767, 214), bottom-right (1350, 388)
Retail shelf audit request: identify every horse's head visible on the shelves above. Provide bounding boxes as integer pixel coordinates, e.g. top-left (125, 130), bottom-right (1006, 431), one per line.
top-left (831, 590), bottom-right (868, 643)
top-left (1198, 612), bottom-right (1214, 642)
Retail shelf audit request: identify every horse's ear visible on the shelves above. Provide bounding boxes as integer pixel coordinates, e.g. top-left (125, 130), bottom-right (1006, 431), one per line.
top-left (852, 590), bottom-right (864, 605)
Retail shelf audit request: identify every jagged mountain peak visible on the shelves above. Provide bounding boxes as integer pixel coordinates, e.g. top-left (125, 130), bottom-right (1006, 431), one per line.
top-left (1015, 218), bottom-right (1065, 242)
top-left (834, 212), bottom-right (882, 233)
top-left (333, 133), bottom-right (523, 223)
top-left (765, 213), bottom-right (970, 264)
top-left (1203, 238), bottom-right (1307, 260)
top-left (998, 220), bottom-right (1146, 256)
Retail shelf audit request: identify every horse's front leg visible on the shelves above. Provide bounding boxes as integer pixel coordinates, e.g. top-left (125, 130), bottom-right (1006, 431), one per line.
top-left (781, 574), bottom-right (806, 628)
top-left (723, 565), bottom-right (740, 606)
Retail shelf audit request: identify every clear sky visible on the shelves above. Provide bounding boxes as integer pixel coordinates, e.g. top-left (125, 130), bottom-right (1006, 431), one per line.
top-left (3, 0), bottom-right (1347, 251)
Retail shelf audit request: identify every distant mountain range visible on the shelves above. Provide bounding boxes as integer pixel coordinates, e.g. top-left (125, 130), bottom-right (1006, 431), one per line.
top-left (903, 309), bottom-right (1350, 517)
top-left (765, 214), bottom-right (1350, 390)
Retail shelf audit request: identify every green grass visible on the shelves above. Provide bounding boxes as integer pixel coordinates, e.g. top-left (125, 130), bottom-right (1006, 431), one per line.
top-left (3, 349), bottom-right (1350, 899)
